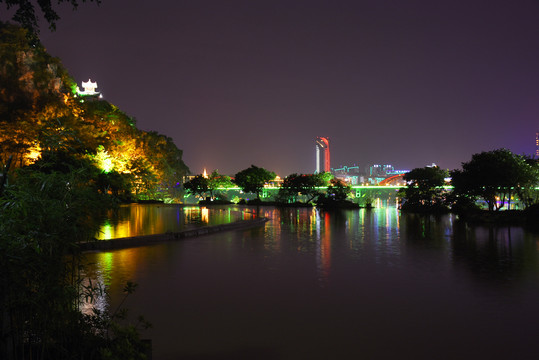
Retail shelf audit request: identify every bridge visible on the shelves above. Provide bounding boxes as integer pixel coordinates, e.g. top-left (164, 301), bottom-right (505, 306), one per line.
top-left (378, 173), bottom-right (405, 186)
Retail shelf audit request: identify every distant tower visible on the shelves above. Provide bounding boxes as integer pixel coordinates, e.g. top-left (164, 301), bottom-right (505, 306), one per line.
top-left (536, 132), bottom-right (539, 157)
top-left (315, 137), bottom-right (331, 173)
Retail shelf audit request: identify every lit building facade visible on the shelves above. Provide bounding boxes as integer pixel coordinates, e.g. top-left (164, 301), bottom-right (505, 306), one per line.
top-left (331, 163), bottom-right (409, 185)
top-left (315, 137), bottom-right (331, 173)
top-left (332, 165), bottom-right (361, 184)
top-left (76, 79), bottom-right (102, 99)
top-left (536, 131), bottom-right (539, 157)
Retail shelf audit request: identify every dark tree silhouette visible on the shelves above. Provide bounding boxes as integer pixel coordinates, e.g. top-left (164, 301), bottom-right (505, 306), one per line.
top-left (451, 149), bottom-right (538, 211)
top-left (278, 172), bottom-right (331, 203)
top-left (234, 165), bottom-right (275, 200)
top-left (399, 166), bottom-right (449, 212)
top-left (1, 0), bottom-right (100, 33)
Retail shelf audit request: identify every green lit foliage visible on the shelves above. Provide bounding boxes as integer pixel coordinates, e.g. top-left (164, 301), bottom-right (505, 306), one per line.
top-left (450, 149), bottom-right (539, 211)
top-left (208, 170), bottom-right (234, 200)
top-left (399, 166), bottom-right (449, 212)
top-left (184, 175), bottom-right (209, 199)
top-left (234, 165), bottom-right (276, 200)
top-left (278, 172), bottom-right (331, 203)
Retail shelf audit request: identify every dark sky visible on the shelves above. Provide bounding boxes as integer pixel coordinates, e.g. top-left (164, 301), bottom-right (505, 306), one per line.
top-left (4, 0), bottom-right (539, 176)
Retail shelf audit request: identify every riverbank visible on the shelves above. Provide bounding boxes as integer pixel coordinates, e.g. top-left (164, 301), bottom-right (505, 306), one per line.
top-left (401, 205), bottom-right (539, 231)
top-left (455, 207), bottom-right (539, 229)
top-left (79, 217), bottom-right (269, 251)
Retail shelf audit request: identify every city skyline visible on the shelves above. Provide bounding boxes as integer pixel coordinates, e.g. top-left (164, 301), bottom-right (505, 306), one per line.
top-left (3, 0), bottom-right (538, 175)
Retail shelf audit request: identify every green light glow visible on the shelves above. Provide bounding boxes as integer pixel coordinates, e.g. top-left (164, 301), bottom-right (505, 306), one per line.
top-left (95, 146), bottom-right (114, 173)
top-left (70, 83), bottom-right (78, 96)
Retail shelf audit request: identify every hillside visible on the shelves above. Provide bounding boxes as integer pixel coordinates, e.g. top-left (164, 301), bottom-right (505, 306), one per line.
top-left (0, 22), bottom-right (189, 201)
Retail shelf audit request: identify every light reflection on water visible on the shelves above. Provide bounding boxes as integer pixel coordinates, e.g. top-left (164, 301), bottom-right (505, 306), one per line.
top-left (95, 204), bottom-right (256, 239)
top-left (84, 205), bottom-right (539, 359)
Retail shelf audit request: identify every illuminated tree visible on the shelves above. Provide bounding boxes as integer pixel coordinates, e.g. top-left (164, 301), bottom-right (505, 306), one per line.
top-left (450, 149), bottom-right (538, 211)
top-left (137, 131), bottom-right (189, 200)
top-left (208, 170), bottom-right (234, 200)
top-left (234, 165), bottom-right (276, 200)
top-left (278, 173), bottom-right (331, 203)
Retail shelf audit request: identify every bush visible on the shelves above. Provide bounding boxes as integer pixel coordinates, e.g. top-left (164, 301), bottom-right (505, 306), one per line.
top-left (0, 164), bottom-right (148, 359)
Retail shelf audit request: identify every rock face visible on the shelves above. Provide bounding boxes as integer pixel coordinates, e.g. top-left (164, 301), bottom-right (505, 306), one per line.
top-left (1, 23), bottom-right (70, 115)
top-left (0, 22), bottom-right (74, 167)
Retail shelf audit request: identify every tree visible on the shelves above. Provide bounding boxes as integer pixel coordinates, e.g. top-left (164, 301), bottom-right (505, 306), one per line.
top-left (0, 155), bottom-right (149, 360)
top-left (450, 149), bottom-right (539, 211)
top-left (399, 166), bottom-right (449, 212)
top-left (278, 172), bottom-right (331, 203)
top-left (183, 175), bottom-right (209, 200)
top-left (234, 165), bottom-right (276, 200)
top-left (516, 157), bottom-right (539, 208)
top-left (207, 170), bottom-right (234, 200)
top-left (1, 0), bottom-right (101, 34)
top-left (316, 178), bottom-right (354, 207)
top-left (325, 178), bottom-right (351, 202)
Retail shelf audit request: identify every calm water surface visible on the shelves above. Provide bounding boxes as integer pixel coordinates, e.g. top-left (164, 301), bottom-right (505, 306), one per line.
top-left (96, 204), bottom-right (257, 239)
top-left (84, 205), bottom-right (539, 359)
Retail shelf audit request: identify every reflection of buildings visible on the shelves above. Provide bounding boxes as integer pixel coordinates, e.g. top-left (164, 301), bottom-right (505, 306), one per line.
top-left (315, 137), bottom-right (331, 173)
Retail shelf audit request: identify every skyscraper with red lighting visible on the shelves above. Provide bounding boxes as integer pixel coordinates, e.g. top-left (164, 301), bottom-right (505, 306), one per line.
top-left (315, 137), bottom-right (331, 173)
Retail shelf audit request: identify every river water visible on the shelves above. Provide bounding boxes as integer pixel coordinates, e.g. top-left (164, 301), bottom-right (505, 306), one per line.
top-left (84, 205), bottom-right (539, 359)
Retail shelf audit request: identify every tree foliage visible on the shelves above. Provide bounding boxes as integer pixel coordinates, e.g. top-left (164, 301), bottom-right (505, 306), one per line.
top-left (325, 178), bottom-right (352, 202)
top-left (0, 156), bottom-right (149, 360)
top-left (316, 178), bottom-right (354, 207)
top-left (278, 172), bottom-right (331, 203)
top-left (450, 149), bottom-right (539, 211)
top-left (183, 175), bottom-right (209, 199)
top-left (207, 170), bottom-right (234, 199)
top-left (234, 165), bottom-right (275, 200)
top-left (0, 0), bottom-right (101, 33)
top-left (399, 166), bottom-right (449, 212)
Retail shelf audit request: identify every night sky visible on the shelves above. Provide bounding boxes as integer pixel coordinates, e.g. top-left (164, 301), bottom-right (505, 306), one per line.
top-left (4, 0), bottom-right (539, 176)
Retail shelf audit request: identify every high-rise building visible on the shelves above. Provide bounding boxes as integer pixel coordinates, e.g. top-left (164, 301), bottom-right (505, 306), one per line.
top-left (536, 131), bottom-right (539, 157)
top-left (315, 137), bottom-right (330, 173)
